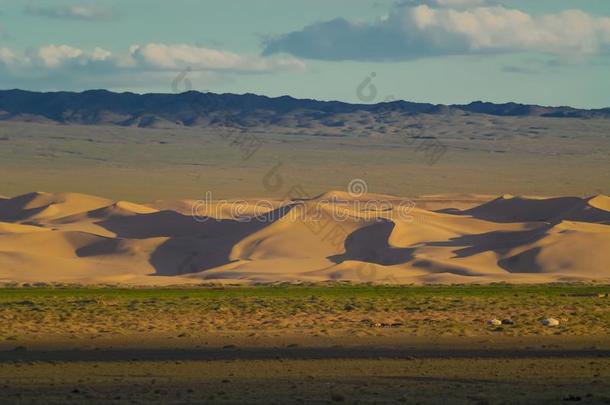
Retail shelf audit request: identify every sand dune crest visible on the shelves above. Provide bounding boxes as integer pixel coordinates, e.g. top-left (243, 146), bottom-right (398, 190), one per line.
top-left (0, 191), bottom-right (608, 285)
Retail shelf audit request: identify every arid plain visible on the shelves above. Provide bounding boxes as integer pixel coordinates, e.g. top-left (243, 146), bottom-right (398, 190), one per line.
top-left (1, 116), bottom-right (610, 404)
top-left (1, 116), bottom-right (609, 285)
top-left (1, 114), bottom-right (609, 201)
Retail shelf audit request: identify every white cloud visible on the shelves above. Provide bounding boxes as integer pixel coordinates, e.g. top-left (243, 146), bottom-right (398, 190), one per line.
top-left (37, 45), bottom-right (84, 67)
top-left (25, 4), bottom-right (118, 21)
top-left (263, 3), bottom-right (610, 62)
top-left (91, 47), bottom-right (112, 61)
top-left (0, 48), bottom-right (17, 65)
top-left (406, 6), bottom-right (609, 56)
top-left (0, 43), bottom-right (305, 73)
top-left (0, 43), bottom-right (306, 91)
top-left (130, 43), bottom-right (306, 73)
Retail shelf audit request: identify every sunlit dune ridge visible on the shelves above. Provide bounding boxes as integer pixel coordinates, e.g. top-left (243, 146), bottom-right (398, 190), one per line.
top-left (0, 191), bottom-right (609, 285)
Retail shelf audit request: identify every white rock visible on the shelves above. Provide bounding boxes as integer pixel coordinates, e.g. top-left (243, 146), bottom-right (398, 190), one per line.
top-left (542, 318), bottom-right (560, 327)
top-left (487, 319), bottom-right (502, 326)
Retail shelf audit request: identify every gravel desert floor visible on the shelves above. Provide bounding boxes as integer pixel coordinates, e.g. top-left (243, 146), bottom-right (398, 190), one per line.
top-left (1, 285), bottom-right (608, 404)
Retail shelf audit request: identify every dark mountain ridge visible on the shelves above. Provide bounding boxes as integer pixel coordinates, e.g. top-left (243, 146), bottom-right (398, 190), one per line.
top-left (0, 89), bottom-right (608, 129)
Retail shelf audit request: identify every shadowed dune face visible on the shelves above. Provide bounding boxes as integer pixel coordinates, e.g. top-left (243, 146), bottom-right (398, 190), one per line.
top-left (424, 227), bottom-right (551, 260)
top-left (146, 205), bottom-right (296, 275)
top-left (455, 195), bottom-right (610, 224)
top-left (328, 220), bottom-right (415, 266)
top-left (0, 191), bottom-right (609, 285)
top-left (0, 192), bottom-right (111, 222)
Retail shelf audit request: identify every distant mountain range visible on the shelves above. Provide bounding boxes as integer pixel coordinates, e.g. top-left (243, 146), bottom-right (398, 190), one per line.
top-left (0, 89), bottom-right (608, 129)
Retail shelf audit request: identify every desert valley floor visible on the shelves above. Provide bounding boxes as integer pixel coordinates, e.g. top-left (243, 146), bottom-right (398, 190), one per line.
top-left (0, 115), bottom-right (609, 404)
top-left (1, 116), bottom-right (609, 202)
top-left (1, 117), bottom-right (610, 284)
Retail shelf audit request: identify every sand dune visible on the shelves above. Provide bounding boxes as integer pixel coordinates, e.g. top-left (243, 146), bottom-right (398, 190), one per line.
top-left (456, 194), bottom-right (610, 224)
top-left (0, 192), bottom-right (112, 222)
top-left (0, 191), bottom-right (608, 285)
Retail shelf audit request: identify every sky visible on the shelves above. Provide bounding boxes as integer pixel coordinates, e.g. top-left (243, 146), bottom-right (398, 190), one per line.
top-left (0, 0), bottom-right (609, 108)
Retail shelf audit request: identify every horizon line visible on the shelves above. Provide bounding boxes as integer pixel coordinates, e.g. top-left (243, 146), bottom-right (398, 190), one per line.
top-left (2, 88), bottom-right (609, 112)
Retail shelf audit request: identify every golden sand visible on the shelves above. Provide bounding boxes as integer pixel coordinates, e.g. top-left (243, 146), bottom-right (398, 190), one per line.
top-left (0, 191), bottom-right (609, 285)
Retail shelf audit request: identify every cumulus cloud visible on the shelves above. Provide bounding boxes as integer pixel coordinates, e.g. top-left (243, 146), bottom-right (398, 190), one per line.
top-left (0, 48), bottom-right (17, 65)
top-left (0, 43), bottom-right (306, 90)
top-left (130, 43), bottom-right (306, 73)
top-left (36, 45), bottom-right (85, 67)
top-left (25, 4), bottom-right (118, 21)
top-left (263, 3), bottom-right (610, 62)
top-left (0, 43), bottom-right (305, 72)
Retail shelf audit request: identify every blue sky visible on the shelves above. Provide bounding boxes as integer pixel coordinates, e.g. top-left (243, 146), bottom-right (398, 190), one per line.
top-left (0, 0), bottom-right (609, 108)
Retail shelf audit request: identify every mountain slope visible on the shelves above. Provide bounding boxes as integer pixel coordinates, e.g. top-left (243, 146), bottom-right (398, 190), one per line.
top-left (1, 89), bottom-right (609, 129)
